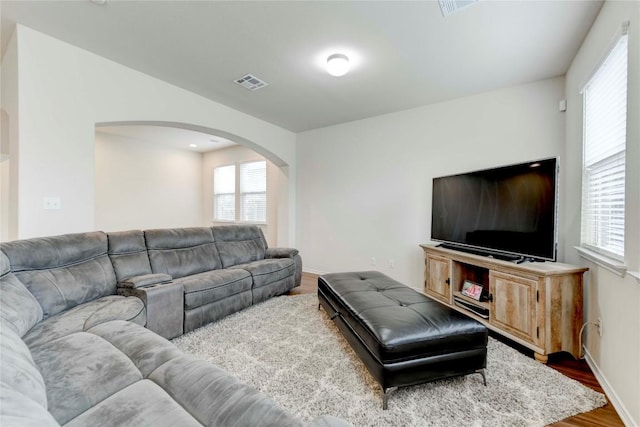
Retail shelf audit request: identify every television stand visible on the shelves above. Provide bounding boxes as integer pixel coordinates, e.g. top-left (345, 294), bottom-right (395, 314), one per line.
top-left (514, 256), bottom-right (540, 264)
top-left (420, 244), bottom-right (587, 362)
top-left (437, 243), bottom-right (530, 263)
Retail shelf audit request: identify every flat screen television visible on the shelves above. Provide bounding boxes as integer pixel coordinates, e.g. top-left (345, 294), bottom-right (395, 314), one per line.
top-left (431, 157), bottom-right (558, 262)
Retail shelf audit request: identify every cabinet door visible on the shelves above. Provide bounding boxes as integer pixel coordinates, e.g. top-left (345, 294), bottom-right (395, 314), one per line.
top-left (490, 271), bottom-right (538, 344)
top-left (425, 255), bottom-right (451, 304)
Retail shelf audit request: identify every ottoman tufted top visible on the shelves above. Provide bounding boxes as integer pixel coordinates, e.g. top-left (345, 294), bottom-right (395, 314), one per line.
top-left (318, 271), bottom-right (487, 364)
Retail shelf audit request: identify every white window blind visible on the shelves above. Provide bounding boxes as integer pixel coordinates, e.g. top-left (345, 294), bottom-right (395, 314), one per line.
top-left (214, 165), bottom-right (236, 221)
top-left (240, 161), bottom-right (266, 222)
top-left (581, 33), bottom-right (628, 259)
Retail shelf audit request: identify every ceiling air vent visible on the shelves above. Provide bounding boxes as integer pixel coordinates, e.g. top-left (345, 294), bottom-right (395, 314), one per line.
top-left (438, 0), bottom-right (479, 16)
top-left (234, 74), bottom-right (269, 91)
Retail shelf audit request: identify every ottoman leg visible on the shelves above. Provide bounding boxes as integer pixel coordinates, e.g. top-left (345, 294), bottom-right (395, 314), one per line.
top-left (475, 369), bottom-right (487, 386)
top-left (381, 386), bottom-right (397, 410)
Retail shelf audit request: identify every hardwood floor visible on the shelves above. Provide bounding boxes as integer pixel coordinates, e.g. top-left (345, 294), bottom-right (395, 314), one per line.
top-left (291, 272), bottom-right (624, 427)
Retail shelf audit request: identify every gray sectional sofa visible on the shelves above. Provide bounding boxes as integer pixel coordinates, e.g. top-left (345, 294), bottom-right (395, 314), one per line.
top-left (107, 225), bottom-right (302, 337)
top-left (0, 225), bottom-right (347, 427)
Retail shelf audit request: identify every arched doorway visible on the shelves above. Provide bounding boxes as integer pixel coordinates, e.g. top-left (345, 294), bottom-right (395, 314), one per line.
top-left (95, 121), bottom-right (290, 246)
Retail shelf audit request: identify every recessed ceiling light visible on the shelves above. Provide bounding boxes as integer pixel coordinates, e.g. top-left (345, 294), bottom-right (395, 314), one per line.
top-left (189, 144), bottom-right (198, 148)
top-left (327, 54), bottom-right (350, 77)
top-left (89, 0), bottom-right (107, 5)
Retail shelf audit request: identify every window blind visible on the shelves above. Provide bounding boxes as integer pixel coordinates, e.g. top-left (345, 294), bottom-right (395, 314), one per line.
top-left (214, 165), bottom-right (236, 221)
top-left (240, 161), bottom-right (266, 222)
top-left (581, 33), bottom-right (628, 259)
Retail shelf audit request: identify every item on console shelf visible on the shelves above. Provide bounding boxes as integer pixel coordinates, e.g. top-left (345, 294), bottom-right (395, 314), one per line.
top-left (453, 295), bottom-right (489, 319)
top-left (461, 280), bottom-right (484, 300)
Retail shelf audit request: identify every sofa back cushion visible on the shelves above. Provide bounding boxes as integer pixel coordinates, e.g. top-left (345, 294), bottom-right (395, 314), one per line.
top-left (0, 252), bottom-right (43, 337)
top-left (0, 325), bottom-right (48, 409)
top-left (0, 323), bottom-right (60, 426)
top-left (145, 228), bottom-right (222, 279)
top-left (1, 232), bottom-right (117, 319)
top-left (211, 225), bottom-right (266, 268)
top-left (107, 230), bottom-right (152, 282)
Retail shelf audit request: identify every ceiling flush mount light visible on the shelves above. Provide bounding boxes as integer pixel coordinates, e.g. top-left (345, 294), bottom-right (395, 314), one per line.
top-left (189, 144), bottom-right (198, 148)
top-left (326, 53), bottom-right (350, 77)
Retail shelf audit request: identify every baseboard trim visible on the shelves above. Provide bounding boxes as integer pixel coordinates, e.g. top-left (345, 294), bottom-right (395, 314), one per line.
top-left (583, 347), bottom-right (636, 426)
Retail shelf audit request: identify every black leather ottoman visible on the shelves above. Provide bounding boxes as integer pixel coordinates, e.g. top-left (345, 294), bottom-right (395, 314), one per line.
top-left (318, 271), bottom-right (488, 409)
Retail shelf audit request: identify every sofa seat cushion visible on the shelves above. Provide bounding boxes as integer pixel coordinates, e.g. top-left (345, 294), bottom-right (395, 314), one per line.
top-left (149, 354), bottom-right (304, 427)
top-left (29, 320), bottom-right (312, 427)
top-left (86, 320), bottom-right (183, 378)
top-left (31, 332), bottom-right (144, 425)
top-left (232, 258), bottom-right (295, 288)
top-left (23, 296), bottom-right (145, 349)
top-left (175, 269), bottom-right (253, 310)
top-left (64, 380), bottom-right (201, 427)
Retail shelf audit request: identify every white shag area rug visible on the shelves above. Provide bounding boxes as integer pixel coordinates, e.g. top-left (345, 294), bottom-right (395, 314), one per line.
top-left (173, 294), bottom-right (606, 426)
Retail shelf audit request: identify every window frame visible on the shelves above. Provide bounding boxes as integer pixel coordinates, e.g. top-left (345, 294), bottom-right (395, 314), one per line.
top-left (239, 160), bottom-right (267, 224)
top-left (578, 24), bottom-right (630, 275)
top-left (213, 163), bottom-right (236, 223)
top-left (212, 160), bottom-right (267, 225)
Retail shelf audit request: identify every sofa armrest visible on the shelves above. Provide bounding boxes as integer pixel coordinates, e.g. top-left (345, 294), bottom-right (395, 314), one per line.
top-left (265, 248), bottom-right (302, 288)
top-left (265, 247), bottom-right (299, 259)
top-left (117, 273), bottom-right (172, 289)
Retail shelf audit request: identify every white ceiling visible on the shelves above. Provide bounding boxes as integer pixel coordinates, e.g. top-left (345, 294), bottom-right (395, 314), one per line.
top-left (1, 0), bottom-right (603, 133)
top-left (97, 125), bottom-right (237, 153)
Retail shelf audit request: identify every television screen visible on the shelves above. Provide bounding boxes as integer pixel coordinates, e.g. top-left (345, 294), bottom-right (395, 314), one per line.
top-left (431, 157), bottom-right (558, 261)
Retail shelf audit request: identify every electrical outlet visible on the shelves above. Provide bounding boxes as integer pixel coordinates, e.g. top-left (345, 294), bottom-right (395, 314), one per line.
top-left (43, 197), bottom-right (61, 210)
top-left (388, 260), bottom-right (395, 269)
top-left (369, 257), bottom-right (377, 266)
top-left (597, 318), bottom-right (603, 337)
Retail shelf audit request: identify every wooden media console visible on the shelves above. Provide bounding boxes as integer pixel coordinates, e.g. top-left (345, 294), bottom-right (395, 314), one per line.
top-left (420, 244), bottom-right (588, 363)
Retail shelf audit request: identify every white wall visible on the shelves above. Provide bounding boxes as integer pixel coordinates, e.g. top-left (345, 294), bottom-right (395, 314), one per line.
top-left (563, 1), bottom-right (640, 425)
top-left (95, 132), bottom-right (203, 231)
top-left (0, 156), bottom-right (9, 241)
top-left (296, 77), bottom-right (566, 287)
top-left (0, 30), bottom-right (19, 242)
top-left (202, 145), bottom-right (280, 246)
top-left (4, 25), bottom-right (297, 244)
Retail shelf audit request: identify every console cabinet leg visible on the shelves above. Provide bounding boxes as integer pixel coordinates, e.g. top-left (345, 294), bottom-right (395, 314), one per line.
top-left (534, 352), bottom-right (548, 364)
